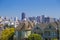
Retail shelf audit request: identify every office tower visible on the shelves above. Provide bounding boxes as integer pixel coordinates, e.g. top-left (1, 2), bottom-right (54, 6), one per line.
top-left (21, 12), bottom-right (26, 20)
top-left (36, 16), bottom-right (40, 23)
top-left (14, 17), bottom-right (19, 28)
top-left (0, 16), bottom-right (3, 22)
top-left (49, 18), bottom-right (56, 23)
top-left (45, 17), bottom-right (50, 23)
top-left (14, 17), bottom-right (18, 21)
top-left (4, 16), bottom-right (9, 21)
top-left (28, 17), bottom-right (36, 22)
top-left (40, 15), bottom-right (45, 23)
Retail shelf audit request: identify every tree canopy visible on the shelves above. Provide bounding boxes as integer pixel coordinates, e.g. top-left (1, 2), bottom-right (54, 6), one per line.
top-left (0, 28), bottom-right (15, 40)
top-left (28, 34), bottom-right (42, 40)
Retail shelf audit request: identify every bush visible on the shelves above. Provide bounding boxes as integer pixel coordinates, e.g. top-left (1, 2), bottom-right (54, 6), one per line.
top-left (1, 28), bottom-right (15, 40)
top-left (51, 38), bottom-right (58, 40)
top-left (28, 34), bottom-right (42, 40)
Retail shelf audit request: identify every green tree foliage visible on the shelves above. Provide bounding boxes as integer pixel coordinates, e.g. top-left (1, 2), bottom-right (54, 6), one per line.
top-left (0, 28), bottom-right (15, 40)
top-left (28, 34), bottom-right (42, 40)
top-left (51, 38), bottom-right (58, 40)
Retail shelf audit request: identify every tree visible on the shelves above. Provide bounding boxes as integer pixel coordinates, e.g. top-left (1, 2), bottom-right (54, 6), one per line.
top-left (1, 28), bottom-right (15, 40)
top-left (52, 38), bottom-right (58, 40)
top-left (28, 34), bottom-right (42, 40)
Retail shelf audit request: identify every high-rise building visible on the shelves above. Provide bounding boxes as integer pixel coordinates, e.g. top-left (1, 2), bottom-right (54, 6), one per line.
top-left (14, 17), bottom-right (18, 21)
top-left (21, 12), bottom-right (26, 20)
top-left (40, 15), bottom-right (45, 23)
top-left (0, 16), bottom-right (3, 22)
top-left (45, 17), bottom-right (50, 23)
top-left (49, 18), bottom-right (55, 23)
top-left (36, 16), bottom-right (40, 23)
top-left (28, 17), bottom-right (36, 22)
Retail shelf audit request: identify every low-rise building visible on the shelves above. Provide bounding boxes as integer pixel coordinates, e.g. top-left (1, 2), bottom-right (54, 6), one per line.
top-left (16, 20), bottom-right (34, 40)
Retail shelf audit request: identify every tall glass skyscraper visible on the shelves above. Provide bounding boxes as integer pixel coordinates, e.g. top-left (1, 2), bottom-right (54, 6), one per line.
top-left (21, 12), bottom-right (26, 20)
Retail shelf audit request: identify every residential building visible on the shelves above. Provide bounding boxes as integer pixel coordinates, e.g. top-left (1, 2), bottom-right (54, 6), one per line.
top-left (16, 20), bottom-right (34, 40)
top-left (32, 22), bottom-right (59, 40)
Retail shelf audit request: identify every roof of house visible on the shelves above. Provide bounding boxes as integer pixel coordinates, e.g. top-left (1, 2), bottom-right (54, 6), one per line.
top-left (16, 20), bottom-right (34, 31)
top-left (35, 22), bottom-right (60, 30)
top-left (16, 20), bottom-right (60, 31)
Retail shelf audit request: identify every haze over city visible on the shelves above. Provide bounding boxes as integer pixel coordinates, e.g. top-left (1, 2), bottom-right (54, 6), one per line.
top-left (0, 0), bottom-right (60, 19)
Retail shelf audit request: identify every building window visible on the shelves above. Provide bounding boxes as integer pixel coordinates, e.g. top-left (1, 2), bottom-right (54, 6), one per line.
top-left (36, 27), bottom-right (39, 29)
top-left (47, 31), bottom-right (50, 36)
top-left (49, 26), bottom-right (51, 29)
top-left (45, 31), bottom-right (50, 36)
top-left (34, 32), bottom-right (36, 33)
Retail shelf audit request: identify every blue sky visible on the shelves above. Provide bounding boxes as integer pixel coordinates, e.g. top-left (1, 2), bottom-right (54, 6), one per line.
top-left (0, 0), bottom-right (60, 19)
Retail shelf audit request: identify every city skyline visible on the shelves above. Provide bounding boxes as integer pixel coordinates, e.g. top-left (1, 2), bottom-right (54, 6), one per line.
top-left (0, 0), bottom-right (60, 19)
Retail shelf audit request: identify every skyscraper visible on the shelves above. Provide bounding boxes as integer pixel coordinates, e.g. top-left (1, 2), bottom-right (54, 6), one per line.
top-left (21, 12), bottom-right (26, 20)
top-left (40, 15), bottom-right (45, 23)
top-left (14, 17), bottom-right (18, 21)
top-left (28, 17), bottom-right (36, 22)
top-left (36, 16), bottom-right (40, 23)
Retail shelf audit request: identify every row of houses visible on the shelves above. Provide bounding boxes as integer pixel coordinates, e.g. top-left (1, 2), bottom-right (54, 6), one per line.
top-left (15, 20), bottom-right (60, 40)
